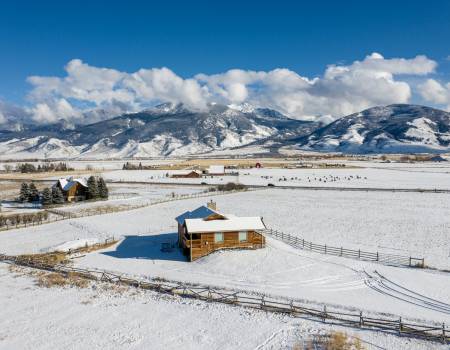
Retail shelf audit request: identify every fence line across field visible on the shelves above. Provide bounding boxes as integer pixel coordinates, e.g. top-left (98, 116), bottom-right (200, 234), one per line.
top-left (0, 189), bottom-right (255, 232)
top-left (0, 253), bottom-right (447, 344)
top-left (259, 229), bottom-right (425, 268)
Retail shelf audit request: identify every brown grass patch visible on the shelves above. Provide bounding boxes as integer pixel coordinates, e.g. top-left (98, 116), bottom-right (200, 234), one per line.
top-left (36, 271), bottom-right (89, 289)
top-left (17, 252), bottom-right (69, 266)
top-left (295, 332), bottom-right (365, 350)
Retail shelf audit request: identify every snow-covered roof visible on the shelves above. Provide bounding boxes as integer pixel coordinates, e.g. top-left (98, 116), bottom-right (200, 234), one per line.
top-left (185, 216), bottom-right (265, 234)
top-left (56, 178), bottom-right (88, 191)
top-left (175, 205), bottom-right (221, 225)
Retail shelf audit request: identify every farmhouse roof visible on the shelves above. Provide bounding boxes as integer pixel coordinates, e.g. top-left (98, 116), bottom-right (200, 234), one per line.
top-left (185, 216), bottom-right (265, 233)
top-left (56, 178), bottom-right (88, 191)
top-left (175, 205), bottom-right (222, 225)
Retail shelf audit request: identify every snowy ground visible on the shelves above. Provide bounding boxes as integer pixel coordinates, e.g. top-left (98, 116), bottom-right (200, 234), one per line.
top-left (1, 181), bottom-right (449, 349)
top-left (0, 189), bottom-right (449, 317)
top-left (1, 264), bottom-right (443, 350)
top-left (100, 164), bottom-right (450, 190)
top-left (53, 183), bottom-right (204, 213)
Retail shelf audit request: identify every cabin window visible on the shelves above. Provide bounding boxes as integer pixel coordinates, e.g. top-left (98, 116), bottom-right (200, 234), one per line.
top-left (214, 232), bottom-right (224, 243)
top-left (239, 231), bottom-right (248, 242)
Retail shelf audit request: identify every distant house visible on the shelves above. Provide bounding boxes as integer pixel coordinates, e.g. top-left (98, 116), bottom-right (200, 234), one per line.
top-left (176, 200), bottom-right (266, 261)
top-left (55, 178), bottom-right (88, 202)
top-left (205, 165), bottom-right (225, 176)
top-left (171, 171), bottom-right (202, 178)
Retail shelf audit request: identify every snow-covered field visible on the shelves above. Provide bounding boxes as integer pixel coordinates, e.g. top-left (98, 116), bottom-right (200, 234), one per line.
top-left (1, 264), bottom-right (442, 350)
top-left (1, 166), bottom-right (449, 349)
top-left (53, 183), bottom-right (204, 213)
top-left (100, 163), bottom-right (450, 190)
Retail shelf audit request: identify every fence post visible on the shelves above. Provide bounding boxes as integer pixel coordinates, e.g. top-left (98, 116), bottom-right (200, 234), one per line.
top-left (340, 247), bottom-right (343, 256)
top-left (409, 257), bottom-right (412, 267)
top-left (323, 305), bottom-right (327, 323)
top-left (358, 249), bottom-right (361, 259)
top-left (399, 317), bottom-right (402, 333)
top-left (302, 239), bottom-right (305, 248)
top-left (376, 252), bottom-right (379, 262)
top-left (359, 311), bottom-right (363, 327)
top-left (442, 323), bottom-right (446, 344)
top-left (324, 245), bottom-right (327, 254)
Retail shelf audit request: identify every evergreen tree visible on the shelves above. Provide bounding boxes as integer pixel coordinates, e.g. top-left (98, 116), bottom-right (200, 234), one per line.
top-left (42, 187), bottom-right (53, 206)
top-left (29, 183), bottom-right (39, 202)
top-left (86, 176), bottom-right (99, 199)
top-left (97, 177), bottom-right (109, 199)
top-left (52, 186), bottom-right (65, 204)
top-left (19, 183), bottom-right (30, 202)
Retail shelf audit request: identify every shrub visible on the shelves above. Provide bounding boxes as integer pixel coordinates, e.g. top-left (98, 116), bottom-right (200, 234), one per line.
top-left (217, 182), bottom-right (247, 192)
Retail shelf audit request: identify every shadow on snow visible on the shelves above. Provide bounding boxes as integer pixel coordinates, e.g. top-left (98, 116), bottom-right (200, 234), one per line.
top-left (102, 232), bottom-right (187, 262)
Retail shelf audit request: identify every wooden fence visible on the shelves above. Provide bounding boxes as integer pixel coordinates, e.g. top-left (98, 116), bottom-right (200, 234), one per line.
top-left (0, 253), bottom-right (447, 344)
top-left (0, 189), bottom-right (251, 232)
top-left (260, 229), bottom-right (425, 268)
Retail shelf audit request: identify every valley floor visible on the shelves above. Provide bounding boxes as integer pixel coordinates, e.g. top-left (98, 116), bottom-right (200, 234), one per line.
top-left (0, 168), bottom-right (449, 349)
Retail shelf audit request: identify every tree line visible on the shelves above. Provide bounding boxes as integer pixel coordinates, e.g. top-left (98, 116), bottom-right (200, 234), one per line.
top-left (6, 162), bottom-right (74, 173)
top-left (0, 211), bottom-right (49, 228)
top-left (20, 182), bottom-right (65, 205)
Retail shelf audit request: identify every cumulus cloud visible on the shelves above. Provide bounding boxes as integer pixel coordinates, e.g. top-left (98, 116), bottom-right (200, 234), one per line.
top-left (0, 100), bottom-right (30, 125)
top-left (22, 52), bottom-right (441, 123)
top-left (418, 79), bottom-right (450, 110)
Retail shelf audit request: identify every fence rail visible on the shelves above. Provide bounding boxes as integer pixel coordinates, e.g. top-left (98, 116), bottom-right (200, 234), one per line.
top-left (260, 229), bottom-right (425, 268)
top-left (0, 253), bottom-right (447, 344)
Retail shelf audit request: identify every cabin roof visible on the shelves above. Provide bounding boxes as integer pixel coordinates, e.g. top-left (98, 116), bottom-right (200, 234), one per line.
top-left (175, 205), bottom-right (222, 225)
top-left (185, 216), bottom-right (265, 233)
top-left (56, 178), bottom-right (88, 191)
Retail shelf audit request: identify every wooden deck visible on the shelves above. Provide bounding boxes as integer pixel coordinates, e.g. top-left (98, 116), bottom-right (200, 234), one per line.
top-left (181, 231), bottom-right (265, 261)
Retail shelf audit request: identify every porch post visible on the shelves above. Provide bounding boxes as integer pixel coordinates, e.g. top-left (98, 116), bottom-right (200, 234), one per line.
top-left (190, 233), bottom-right (192, 262)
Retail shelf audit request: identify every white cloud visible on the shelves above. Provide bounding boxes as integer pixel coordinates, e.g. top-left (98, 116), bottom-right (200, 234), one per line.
top-left (0, 110), bottom-right (6, 124)
top-left (23, 53), bottom-right (441, 123)
top-left (0, 100), bottom-right (31, 125)
top-left (418, 79), bottom-right (450, 110)
top-left (29, 98), bottom-right (82, 123)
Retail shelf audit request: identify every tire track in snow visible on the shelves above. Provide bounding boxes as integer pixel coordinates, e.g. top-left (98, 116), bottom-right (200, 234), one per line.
top-left (364, 270), bottom-right (450, 315)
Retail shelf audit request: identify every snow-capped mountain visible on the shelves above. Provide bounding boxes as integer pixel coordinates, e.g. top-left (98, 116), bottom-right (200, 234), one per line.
top-left (1, 103), bottom-right (449, 158)
top-left (0, 103), bottom-right (317, 158)
top-left (291, 104), bottom-right (450, 154)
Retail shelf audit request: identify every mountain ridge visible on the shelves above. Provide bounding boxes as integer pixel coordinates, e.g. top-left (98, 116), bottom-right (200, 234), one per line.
top-left (0, 103), bottom-right (449, 159)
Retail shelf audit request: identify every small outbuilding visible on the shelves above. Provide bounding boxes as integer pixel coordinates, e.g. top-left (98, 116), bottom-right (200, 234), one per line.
top-left (176, 200), bottom-right (266, 261)
top-left (171, 171), bottom-right (202, 178)
top-left (55, 177), bottom-right (88, 202)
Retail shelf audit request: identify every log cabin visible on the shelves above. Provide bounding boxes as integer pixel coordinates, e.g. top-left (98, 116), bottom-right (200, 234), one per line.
top-left (55, 178), bottom-right (88, 202)
top-left (176, 200), bottom-right (266, 261)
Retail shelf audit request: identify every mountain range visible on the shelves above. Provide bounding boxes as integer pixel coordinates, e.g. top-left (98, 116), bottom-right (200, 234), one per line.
top-left (0, 103), bottom-right (449, 159)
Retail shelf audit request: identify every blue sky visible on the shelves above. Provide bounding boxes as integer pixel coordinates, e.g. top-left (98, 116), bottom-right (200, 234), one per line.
top-left (0, 0), bottom-right (449, 123)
